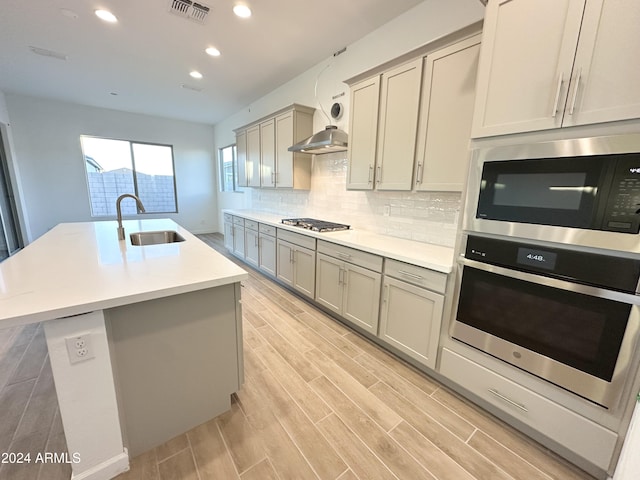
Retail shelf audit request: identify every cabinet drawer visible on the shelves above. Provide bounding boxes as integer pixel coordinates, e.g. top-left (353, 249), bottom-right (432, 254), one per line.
top-left (232, 216), bottom-right (245, 226)
top-left (317, 240), bottom-right (382, 273)
top-left (277, 228), bottom-right (316, 250)
top-left (259, 223), bottom-right (276, 236)
top-left (224, 213), bottom-right (233, 223)
top-left (245, 219), bottom-right (259, 231)
top-left (440, 348), bottom-right (617, 470)
top-left (384, 259), bottom-right (447, 293)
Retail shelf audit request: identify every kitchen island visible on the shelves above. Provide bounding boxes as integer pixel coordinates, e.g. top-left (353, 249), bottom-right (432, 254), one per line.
top-left (0, 219), bottom-right (248, 480)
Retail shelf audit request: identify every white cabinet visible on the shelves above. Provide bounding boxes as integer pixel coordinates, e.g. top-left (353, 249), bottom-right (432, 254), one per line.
top-left (375, 58), bottom-right (423, 190)
top-left (415, 35), bottom-right (481, 191)
top-left (315, 241), bottom-right (383, 335)
top-left (258, 224), bottom-right (277, 277)
top-left (378, 260), bottom-right (445, 369)
top-left (440, 348), bottom-right (618, 471)
top-left (563, 0), bottom-right (640, 127)
top-left (234, 105), bottom-right (314, 189)
top-left (347, 76), bottom-right (381, 190)
top-left (244, 220), bottom-right (259, 268)
top-left (246, 125), bottom-right (261, 187)
top-left (472, 0), bottom-right (640, 137)
top-left (276, 229), bottom-right (316, 299)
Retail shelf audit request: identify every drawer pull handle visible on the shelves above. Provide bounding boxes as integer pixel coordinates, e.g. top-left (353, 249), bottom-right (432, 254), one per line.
top-left (336, 252), bottom-right (352, 259)
top-left (399, 270), bottom-right (422, 280)
top-left (551, 73), bottom-right (564, 118)
top-left (488, 389), bottom-right (528, 413)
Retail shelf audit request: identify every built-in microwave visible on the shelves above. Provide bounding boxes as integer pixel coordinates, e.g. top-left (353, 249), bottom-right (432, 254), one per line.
top-left (464, 134), bottom-right (640, 253)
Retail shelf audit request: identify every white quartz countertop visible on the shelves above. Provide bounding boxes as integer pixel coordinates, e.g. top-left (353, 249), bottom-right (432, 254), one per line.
top-left (0, 219), bottom-right (248, 328)
top-left (223, 209), bottom-right (455, 273)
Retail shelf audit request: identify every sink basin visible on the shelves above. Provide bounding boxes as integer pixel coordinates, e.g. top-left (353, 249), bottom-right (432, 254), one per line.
top-left (129, 230), bottom-right (186, 246)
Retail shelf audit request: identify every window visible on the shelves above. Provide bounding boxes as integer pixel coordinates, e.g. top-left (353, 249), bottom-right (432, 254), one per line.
top-left (219, 144), bottom-right (239, 192)
top-left (80, 136), bottom-right (177, 216)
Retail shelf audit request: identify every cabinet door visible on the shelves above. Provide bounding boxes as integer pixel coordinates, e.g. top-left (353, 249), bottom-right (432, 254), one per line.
top-left (275, 111), bottom-right (294, 188)
top-left (223, 222), bottom-right (234, 250)
top-left (245, 229), bottom-right (259, 268)
top-left (563, 0), bottom-right (640, 127)
top-left (343, 264), bottom-right (381, 335)
top-left (347, 76), bottom-right (380, 190)
top-left (235, 131), bottom-right (248, 187)
top-left (232, 225), bottom-right (245, 258)
top-left (415, 35), bottom-right (481, 192)
top-left (315, 253), bottom-right (344, 315)
top-left (276, 240), bottom-right (294, 288)
top-left (258, 234), bottom-right (276, 277)
top-left (471, 0), bottom-right (586, 137)
top-left (246, 125), bottom-right (261, 187)
top-left (379, 277), bottom-right (444, 369)
top-left (260, 119), bottom-right (276, 188)
top-left (376, 58), bottom-right (422, 191)
top-left (293, 246), bottom-right (316, 299)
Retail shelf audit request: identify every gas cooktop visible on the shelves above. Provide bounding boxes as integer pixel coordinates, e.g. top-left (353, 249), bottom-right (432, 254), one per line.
top-left (281, 218), bottom-right (351, 232)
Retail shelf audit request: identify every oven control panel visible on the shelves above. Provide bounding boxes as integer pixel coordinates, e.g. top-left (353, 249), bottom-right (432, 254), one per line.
top-left (464, 235), bottom-right (640, 294)
top-left (602, 157), bottom-right (640, 233)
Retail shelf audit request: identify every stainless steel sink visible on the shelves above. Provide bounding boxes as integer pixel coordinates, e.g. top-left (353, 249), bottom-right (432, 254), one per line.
top-left (129, 230), bottom-right (186, 246)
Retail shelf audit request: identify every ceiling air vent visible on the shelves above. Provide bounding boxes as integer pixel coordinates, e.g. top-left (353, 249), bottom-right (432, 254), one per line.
top-left (168, 0), bottom-right (211, 24)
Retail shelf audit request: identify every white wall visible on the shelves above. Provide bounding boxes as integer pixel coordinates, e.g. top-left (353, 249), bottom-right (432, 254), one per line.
top-left (6, 94), bottom-right (218, 242)
top-left (0, 91), bottom-right (9, 124)
top-left (214, 0), bottom-right (484, 243)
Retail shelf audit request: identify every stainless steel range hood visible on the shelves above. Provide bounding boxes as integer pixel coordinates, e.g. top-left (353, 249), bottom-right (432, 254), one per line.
top-left (288, 125), bottom-right (348, 154)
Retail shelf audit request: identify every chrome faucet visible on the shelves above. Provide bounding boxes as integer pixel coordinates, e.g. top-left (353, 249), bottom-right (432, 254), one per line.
top-left (116, 194), bottom-right (146, 240)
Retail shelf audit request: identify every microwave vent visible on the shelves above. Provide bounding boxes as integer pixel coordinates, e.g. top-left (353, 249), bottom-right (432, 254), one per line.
top-left (168, 0), bottom-right (211, 24)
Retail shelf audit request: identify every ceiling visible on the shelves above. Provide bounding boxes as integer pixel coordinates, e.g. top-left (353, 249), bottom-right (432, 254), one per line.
top-left (0, 0), bottom-right (427, 125)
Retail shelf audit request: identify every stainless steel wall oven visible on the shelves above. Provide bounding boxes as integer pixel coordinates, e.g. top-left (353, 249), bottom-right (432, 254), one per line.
top-left (452, 134), bottom-right (640, 409)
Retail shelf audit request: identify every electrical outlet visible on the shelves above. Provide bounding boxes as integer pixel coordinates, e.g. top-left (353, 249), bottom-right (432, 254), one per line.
top-left (383, 205), bottom-right (391, 217)
top-left (65, 333), bottom-right (95, 364)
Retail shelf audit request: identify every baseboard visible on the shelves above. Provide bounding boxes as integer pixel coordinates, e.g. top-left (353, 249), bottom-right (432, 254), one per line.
top-left (71, 449), bottom-right (129, 480)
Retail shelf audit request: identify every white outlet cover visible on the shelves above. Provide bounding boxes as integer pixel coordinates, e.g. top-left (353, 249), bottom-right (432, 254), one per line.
top-left (65, 333), bottom-right (95, 364)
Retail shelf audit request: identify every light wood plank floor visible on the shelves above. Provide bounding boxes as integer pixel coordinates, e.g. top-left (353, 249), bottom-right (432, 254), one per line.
top-left (0, 233), bottom-right (595, 480)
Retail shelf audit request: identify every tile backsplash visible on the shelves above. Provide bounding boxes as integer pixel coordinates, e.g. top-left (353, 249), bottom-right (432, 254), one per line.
top-left (248, 153), bottom-right (461, 247)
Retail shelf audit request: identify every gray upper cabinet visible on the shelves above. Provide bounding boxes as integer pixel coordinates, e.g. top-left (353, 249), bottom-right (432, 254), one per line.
top-left (375, 58), bottom-right (423, 191)
top-left (234, 104), bottom-right (315, 189)
top-left (414, 34), bottom-right (481, 192)
top-left (346, 24), bottom-right (482, 192)
top-left (472, 0), bottom-right (640, 137)
top-left (346, 76), bottom-right (381, 190)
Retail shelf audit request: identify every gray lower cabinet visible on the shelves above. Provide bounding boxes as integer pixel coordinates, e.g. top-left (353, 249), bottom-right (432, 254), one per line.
top-left (223, 221), bottom-right (233, 251)
top-left (379, 262), bottom-right (445, 369)
top-left (245, 228), bottom-right (259, 268)
top-left (315, 252), bottom-right (382, 335)
top-left (258, 230), bottom-right (277, 277)
top-left (276, 238), bottom-right (315, 299)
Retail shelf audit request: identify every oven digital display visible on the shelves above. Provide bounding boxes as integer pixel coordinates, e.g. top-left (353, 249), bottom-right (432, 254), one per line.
top-left (517, 248), bottom-right (557, 270)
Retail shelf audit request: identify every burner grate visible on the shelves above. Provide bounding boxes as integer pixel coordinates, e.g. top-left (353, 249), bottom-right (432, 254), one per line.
top-left (281, 218), bottom-right (350, 232)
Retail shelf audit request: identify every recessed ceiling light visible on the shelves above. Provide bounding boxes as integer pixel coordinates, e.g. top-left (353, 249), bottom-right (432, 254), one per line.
top-left (233, 4), bottom-right (252, 18)
top-left (205, 47), bottom-right (221, 57)
top-left (95, 9), bottom-right (118, 23)
top-left (190, 71), bottom-right (203, 79)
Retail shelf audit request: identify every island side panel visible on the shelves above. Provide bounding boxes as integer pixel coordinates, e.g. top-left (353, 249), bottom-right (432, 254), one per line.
top-left (106, 283), bottom-right (243, 457)
top-left (43, 310), bottom-right (129, 480)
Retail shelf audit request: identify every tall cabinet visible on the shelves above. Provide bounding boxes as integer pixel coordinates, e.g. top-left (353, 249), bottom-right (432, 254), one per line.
top-left (471, 0), bottom-right (640, 137)
top-left (234, 104), bottom-right (315, 189)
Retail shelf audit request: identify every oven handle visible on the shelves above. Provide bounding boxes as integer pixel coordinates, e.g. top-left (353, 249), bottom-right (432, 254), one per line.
top-left (458, 256), bottom-right (640, 306)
